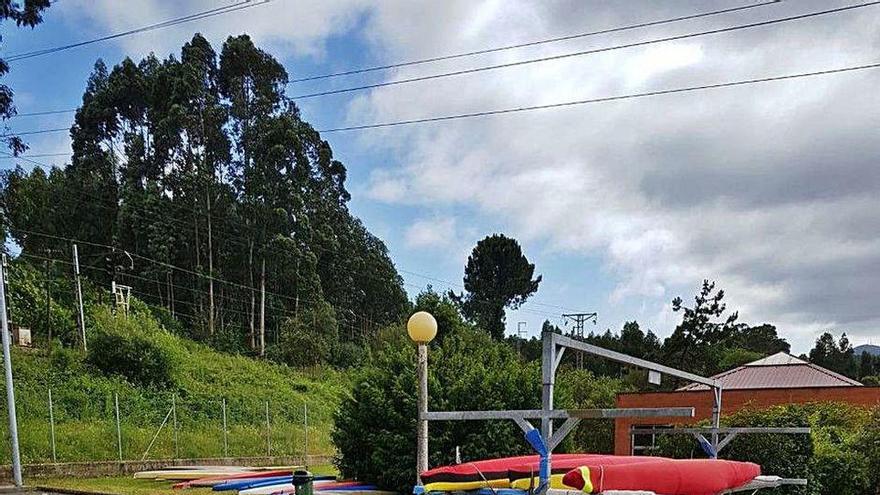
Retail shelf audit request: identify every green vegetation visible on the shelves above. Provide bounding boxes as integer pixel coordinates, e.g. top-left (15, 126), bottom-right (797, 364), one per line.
top-left (0, 32), bottom-right (408, 367)
top-left (655, 402), bottom-right (879, 495)
top-left (0, 303), bottom-right (348, 464)
top-left (333, 323), bottom-right (540, 492)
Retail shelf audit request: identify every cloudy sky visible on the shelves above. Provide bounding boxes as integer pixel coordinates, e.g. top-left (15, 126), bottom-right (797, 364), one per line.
top-left (3, 0), bottom-right (879, 352)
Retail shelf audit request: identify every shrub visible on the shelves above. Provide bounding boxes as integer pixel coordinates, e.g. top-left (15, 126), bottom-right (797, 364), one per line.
top-left (86, 306), bottom-right (179, 388)
top-left (269, 302), bottom-right (338, 368)
top-left (555, 369), bottom-right (631, 453)
top-left (332, 326), bottom-right (540, 492)
top-left (654, 402), bottom-right (874, 495)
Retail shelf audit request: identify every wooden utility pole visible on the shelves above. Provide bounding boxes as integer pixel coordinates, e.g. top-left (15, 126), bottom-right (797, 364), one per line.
top-left (207, 188), bottom-right (215, 336)
top-left (44, 256), bottom-right (52, 351)
top-left (73, 244), bottom-right (87, 351)
top-left (259, 258), bottom-right (266, 356)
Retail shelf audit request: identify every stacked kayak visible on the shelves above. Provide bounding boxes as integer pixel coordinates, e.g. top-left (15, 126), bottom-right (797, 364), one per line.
top-left (420, 455), bottom-right (761, 495)
top-left (133, 465), bottom-right (390, 495)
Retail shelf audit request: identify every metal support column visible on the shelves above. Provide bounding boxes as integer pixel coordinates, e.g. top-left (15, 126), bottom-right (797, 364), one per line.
top-left (0, 258), bottom-right (22, 487)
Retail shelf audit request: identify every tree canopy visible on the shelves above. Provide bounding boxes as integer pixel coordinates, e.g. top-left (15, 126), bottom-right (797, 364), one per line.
top-left (0, 34), bottom-right (408, 365)
top-left (451, 234), bottom-right (541, 340)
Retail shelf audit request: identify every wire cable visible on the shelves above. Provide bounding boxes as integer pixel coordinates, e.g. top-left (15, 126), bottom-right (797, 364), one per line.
top-left (318, 62), bottom-right (880, 133)
top-left (8, 1), bottom-right (780, 119)
top-left (5, 0), bottom-right (274, 62)
top-left (289, 0), bottom-right (782, 83)
top-left (290, 1), bottom-right (880, 100)
top-left (9, 108), bottom-right (77, 118)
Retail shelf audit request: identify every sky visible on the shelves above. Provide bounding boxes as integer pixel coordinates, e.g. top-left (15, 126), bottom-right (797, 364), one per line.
top-left (2, 0), bottom-right (879, 354)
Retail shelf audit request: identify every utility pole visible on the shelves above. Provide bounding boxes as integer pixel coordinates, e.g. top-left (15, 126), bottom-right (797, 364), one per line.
top-left (562, 312), bottom-right (597, 369)
top-left (44, 255), bottom-right (52, 352)
top-left (0, 256), bottom-right (23, 487)
top-left (259, 258), bottom-right (266, 357)
top-left (73, 244), bottom-right (87, 351)
top-left (516, 321), bottom-right (527, 355)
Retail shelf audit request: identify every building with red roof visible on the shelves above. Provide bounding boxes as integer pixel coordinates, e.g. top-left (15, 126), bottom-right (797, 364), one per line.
top-left (614, 352), bottom-right (880, 455)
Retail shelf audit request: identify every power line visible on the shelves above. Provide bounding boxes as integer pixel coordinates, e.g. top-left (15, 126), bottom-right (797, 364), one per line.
top-left (6, 1), bottom-right (779, 120)
top-left (9, 61), bottom-right (880, 138)
top-left (1, 127), bottom-right (68, 137)
top-left (5, 0), bottom-right (275, 62)
top-left (288, 0), bottom-right (782, 83)
top-left (318, 62), bottom-right (880, 133)
top-left (291, 1), bottom-right (880, 100)
top-left (0, 152), bottom-right (69, 159)
top-left (9, 109), bottom-right (77, 118)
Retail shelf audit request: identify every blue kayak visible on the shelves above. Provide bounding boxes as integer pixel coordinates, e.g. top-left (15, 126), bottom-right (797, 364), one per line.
top-left (214, 475), bottom-right (337, 492)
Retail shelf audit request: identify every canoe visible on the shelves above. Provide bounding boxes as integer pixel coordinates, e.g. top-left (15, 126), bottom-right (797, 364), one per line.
top-left (233, 478), bottom-right (336, 494)
top-left (225, 476), bottom-right (335, 493)
top-left (174, 469), bottom-right (296, 488)
top-left (560, 458), bottom-right (761, 495)
top-left (423, 455), bottom-right (761, 495)
top-left (420, 454), bottom-right (600, 492)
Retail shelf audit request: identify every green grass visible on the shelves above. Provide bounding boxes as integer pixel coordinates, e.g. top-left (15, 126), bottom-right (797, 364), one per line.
top-left (38, 476), bottom-right (215, 495)
top-left (38, 465), bottom-right (339, 495)
top-left (0, 331), bottom-right (351, 464)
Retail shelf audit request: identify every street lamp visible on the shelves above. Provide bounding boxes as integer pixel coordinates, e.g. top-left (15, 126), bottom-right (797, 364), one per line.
top-left (407, 311), bottom-right (437, 484)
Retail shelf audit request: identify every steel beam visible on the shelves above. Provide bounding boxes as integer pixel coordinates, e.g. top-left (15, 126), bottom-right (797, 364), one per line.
top-left (552, 333), bottom-right (720, 388)
top-left (424, 407), bottom-right (694, 421)
top-left (630, 427), bottom-right (811, 435)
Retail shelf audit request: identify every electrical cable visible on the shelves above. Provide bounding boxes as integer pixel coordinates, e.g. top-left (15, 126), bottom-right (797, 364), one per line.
top-left (5, 0), bottom-right (274, 62)
top-left (290, 1), bottom-right (880, 100)
top-left (288, 0), bottom-right (782, 83)
top-left (318, 62), bottom-right (880, 133)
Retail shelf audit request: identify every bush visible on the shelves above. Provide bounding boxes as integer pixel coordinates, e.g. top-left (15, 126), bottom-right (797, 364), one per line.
top-left (269, 302), bottom-right (338, 368)
top-left (86, 306), bottom-right (179, 388)
top-left (555, 369), bottom-right (631, 453)
top-left (332, 325), bottom-right (540, 492)
top-left (654, 402), bottom-right (875, 495)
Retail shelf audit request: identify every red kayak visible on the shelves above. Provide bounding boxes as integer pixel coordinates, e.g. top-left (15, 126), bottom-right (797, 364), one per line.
top-left (562, 458), bottom-right (761, 495)
top-left (422, 454), bottom-right (760, 495)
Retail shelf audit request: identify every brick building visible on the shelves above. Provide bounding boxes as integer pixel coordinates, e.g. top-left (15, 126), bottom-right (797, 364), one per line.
top-left (614, 352), bottom-right (880, 455)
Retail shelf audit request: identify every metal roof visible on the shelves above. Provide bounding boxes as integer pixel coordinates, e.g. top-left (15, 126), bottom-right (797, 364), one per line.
top-left (679, 352), bottom-right (863, 390)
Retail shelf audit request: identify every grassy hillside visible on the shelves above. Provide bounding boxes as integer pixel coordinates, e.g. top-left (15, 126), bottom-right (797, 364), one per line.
top-left (0, 308), bottom-right (351, 464)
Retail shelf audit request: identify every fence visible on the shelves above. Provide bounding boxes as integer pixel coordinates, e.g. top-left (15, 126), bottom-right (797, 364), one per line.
top-left (0, 388), bottom-right (326, 465)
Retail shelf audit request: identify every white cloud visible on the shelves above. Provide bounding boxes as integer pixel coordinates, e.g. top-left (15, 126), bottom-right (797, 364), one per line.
top-left (404, 217), bottom-right (457, 250)
top-left (64, 0), bottom-right (880, 350)
top-left (352, 0), bottom-right (880, 350)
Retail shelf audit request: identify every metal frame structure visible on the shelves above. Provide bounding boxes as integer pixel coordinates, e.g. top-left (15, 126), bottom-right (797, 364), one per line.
top-left (423, 329), bottom-right (808, 493)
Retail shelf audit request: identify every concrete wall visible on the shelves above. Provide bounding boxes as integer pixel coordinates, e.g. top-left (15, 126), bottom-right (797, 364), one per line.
top-left (613, 386), bottom-right (880, 455)
top-left (0, 455), bottom-right (333, 481)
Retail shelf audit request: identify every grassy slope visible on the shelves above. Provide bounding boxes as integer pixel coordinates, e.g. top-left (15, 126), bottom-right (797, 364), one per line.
top-left (1, 333), bottom-right (350, 464)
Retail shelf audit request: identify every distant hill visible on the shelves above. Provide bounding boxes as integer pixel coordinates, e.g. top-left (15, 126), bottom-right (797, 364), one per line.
top-left (854, 344), bottom-right (880, 356)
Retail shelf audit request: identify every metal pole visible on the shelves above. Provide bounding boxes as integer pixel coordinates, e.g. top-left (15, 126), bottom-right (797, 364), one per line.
top-left (303, 403), bottom-right (308, 466)
top-left (265, 401), bottom-right (271, 457)
top-left (172, 395), bottom-right (178, 459)
top-left (222, 398), bottom-right (228, 458)
top-left (0, 259), bottom-right (23, 485)
top-left (416, 343), bottom-right (429, 483)
top-left (48, 388), bottom-right (56, 463)
top-left (0, 259), bottom-right (22, 487)
top-left (115, 393), bottom-right (122, 461)
top-left (72, 244), bottom-right (86, 351)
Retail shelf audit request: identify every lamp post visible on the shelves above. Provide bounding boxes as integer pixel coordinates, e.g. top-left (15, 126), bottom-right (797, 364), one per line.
top-left (407, 311), bottom-right (437, 485)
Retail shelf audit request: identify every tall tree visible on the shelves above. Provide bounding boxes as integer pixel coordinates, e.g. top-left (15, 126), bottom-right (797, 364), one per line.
top-left (809, 332), bottom-right (857, 378)
top-left (661, 280), bottom-right (739, 377)
top-left (451, 234), bottom-right (541, 340)
top-left (0, 0), bottom-right (51, 155)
